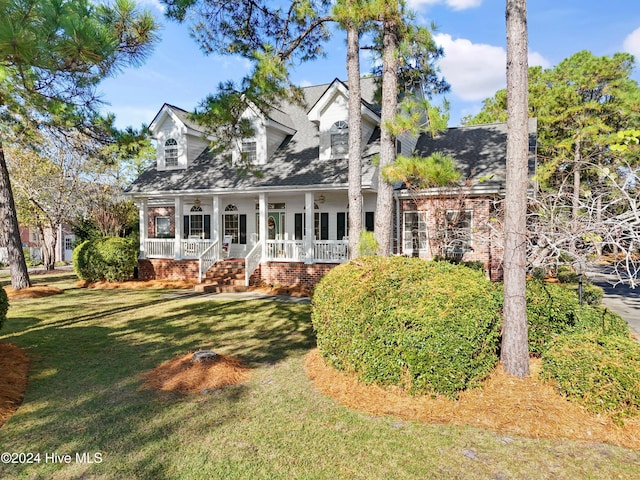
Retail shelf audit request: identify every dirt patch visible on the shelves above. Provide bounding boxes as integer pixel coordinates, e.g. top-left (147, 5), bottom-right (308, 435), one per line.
top-left (4, 285), bottom-right (64, 300)
top-left (305, 348), bottom-right (640, 450)
top-left (0, 342), bottom-right (29, 427)
top-left (141, 352), bottom-right (251, 394)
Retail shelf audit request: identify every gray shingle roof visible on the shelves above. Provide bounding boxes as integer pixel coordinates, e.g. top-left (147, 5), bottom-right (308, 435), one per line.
top-left (413, 118), bottom-right (537, 190)
top-left (127, 80), bottom-right (536, 197)
top-left (127, 79), bottom-right (380, 195)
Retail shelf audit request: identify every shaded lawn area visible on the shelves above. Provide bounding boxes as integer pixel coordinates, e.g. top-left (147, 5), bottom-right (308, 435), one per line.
top-left (1, 273), bottom-right (640, 479)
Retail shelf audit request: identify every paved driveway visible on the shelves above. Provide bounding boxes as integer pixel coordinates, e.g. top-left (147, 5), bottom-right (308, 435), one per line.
top-left (587, 266), bottom-right (640, 339)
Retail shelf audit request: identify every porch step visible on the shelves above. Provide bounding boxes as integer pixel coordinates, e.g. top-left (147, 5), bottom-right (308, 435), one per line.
top-left (195, 258), bottom-right (248, 294)
top-left (194, 283), bottom-right (250, 294)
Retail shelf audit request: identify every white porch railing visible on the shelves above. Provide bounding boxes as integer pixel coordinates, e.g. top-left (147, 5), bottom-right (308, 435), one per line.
top-left (144, 239), bottom-right (214, 259)
top-left (143, 238), bottom-right (349, 264)
top-left (264, 239), bottom-right (349, 263)
top-left (180, 239), bottom-right (212, 258)
top-left (244, 241), bottom-right (262, 286)
top-left (313, 240), bottom-right (349, 262)
top-left (144, 239), bottom-right (174, 258)
top-left (198, 240), bottom-right (219, 283)
top-left (265, 240), bottom-right (304, 261)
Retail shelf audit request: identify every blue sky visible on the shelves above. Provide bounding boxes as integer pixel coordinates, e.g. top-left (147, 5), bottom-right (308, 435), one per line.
top-left (99, 0), bottom-right (640, 129)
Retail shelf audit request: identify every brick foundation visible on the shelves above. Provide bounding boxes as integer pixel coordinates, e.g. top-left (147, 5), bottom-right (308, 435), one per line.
top-left (250, 262), bottom-right (338, 290)
top-left (138, 258), bottom-right (200, 282)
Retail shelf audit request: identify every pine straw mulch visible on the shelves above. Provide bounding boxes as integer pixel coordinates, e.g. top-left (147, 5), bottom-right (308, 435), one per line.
top-left (0, 342), bottom-right (29, 428)
top-left (305, 348), bottom-right (640, 450)
top-left (4, 285), bottom-right (64, 300)
top-left (141, 352), bottom-right (251, 394)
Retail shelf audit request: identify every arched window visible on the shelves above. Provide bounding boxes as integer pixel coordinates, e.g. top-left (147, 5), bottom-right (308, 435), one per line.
top-left (189, 205), bottom-right (204, 238)
top-left (330, 121), bottom-right (349, 157)
top-left (164, 138), bottom-right (178, 167)
top-left (224, 204), bottom-right (239, 243)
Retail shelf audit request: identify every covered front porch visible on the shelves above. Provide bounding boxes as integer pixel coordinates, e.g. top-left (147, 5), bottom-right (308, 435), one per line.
top-left (134, 190), bottom-right (362, 283)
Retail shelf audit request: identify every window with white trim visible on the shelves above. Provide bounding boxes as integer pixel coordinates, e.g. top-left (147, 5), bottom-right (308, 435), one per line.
top-left (189, 206), bottom-right (204, 238)
top-left (330, 121), bottom-right (349, 157)
top-left (155, 216), bottom-right (171, 238)
top-left (224, 204), bottom-right (239, 243)
top-left (164, 138), bottom-right (178, 167)
top-left (403, 211), bottom-right (428, 253)
top-left (241, 140), bottom-right (257, 164)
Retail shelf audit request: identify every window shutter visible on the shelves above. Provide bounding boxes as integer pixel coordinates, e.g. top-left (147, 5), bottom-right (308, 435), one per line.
top-left (320, 212), bottom-right (329, 240)
top-left (365, 212), bottom-right (375, 232)
top-left (295, 213), bottom-right (303, 240)
top-left (204, 215), bottom-right (211, 239)
top-left (239, 214), bottom-right (247, 244)
top-left (183, 216), bottom-right (189, 239)
top-left (337, 212), bottom-right (346, 240)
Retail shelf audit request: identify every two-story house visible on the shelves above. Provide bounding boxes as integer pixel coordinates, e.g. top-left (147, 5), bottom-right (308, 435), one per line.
top-left (125, 77), bottom-right (536, 290)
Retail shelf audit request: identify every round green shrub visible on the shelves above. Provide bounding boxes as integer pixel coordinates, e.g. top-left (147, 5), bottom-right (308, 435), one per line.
top-left (312, 257), bottom-right (502, 398)
top-left (541, 333), bottom-right (640, 420)
top-left (0, 287), bottom-right (8, 330)
top-left (525, 280), bottom-right (629, 355)
top-left (73, 237), bottom-right (138, 282)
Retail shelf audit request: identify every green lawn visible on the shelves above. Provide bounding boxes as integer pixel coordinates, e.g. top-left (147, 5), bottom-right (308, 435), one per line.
top-left (1, 272), bottom-right (639, 479)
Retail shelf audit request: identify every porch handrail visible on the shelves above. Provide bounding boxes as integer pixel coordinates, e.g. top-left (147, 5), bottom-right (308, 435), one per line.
top-left (245, 241), bottom-right (262, 286)
top-left (198, 240), bottom-right (219, 283)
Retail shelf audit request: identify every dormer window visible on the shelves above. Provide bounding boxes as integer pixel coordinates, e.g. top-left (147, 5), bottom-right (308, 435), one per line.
top-left (330, 121), bottom-right (349, 157)
top-left (241, 139), bottom-right (257, 164)
top-left (164, 138), bottom-right (178, 167)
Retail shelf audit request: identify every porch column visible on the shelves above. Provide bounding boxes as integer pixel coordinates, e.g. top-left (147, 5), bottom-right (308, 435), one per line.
top-left (212, 194), bottom-right (220, 254)
top-left (139, 198), bottom-right (148, 259)
top-left (304, 192), bottom-right (314, 264)
top-left (174, 196), bottom-right (183, 260)
top-left (259, 193), bottom-right (267, 259)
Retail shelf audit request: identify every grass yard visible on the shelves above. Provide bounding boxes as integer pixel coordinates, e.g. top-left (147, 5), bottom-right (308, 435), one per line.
top-left (1, 273), bottom-right (640, 479)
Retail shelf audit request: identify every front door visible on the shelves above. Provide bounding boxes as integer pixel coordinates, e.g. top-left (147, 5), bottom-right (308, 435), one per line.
top-left (267, 212), bottom-right (285, 239)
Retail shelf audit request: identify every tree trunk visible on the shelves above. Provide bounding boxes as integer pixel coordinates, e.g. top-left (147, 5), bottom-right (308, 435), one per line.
top-left (0, 140), bottom-right (31, 289)
top-left (347, 21), bottom-right (363, 259)
top-left (374, 15), bottom-right (399, 256)
top-left (502, 0), bottom-right (529, 377)
top-left (42, 224), bottom-right (58, 270)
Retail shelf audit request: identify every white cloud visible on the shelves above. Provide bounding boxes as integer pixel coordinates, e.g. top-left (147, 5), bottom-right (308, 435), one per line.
top-left (435, 33), bottom-right (550, 102)
top-left (435, 34), bottom-right (507, 101)
top-left (623, 27), bottom-right (640, 61)
top-left (407, 0), bottom-right (482, 11)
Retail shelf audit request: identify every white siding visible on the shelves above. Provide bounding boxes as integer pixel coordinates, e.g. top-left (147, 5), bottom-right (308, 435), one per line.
top-left (266, 127), bottom-right (288, 159)
top-left (156, 114), bottom-right (187, 171)
top-left (317, 92), bottom-right (349, 161)
top-left (186, 135), bottom-right (210, 166)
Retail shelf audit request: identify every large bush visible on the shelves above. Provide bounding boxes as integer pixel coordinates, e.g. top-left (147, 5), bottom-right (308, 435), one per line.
top-left (525, 280), bottom-right (629, 355)
top-left (541, 333), bottom-right (640, 421)
top-left (312, 257), bottom-right (502, 398)
top-left (73, 237), bottom-right (138, 282)
top-left (0, 287), bottom-right (8, 330)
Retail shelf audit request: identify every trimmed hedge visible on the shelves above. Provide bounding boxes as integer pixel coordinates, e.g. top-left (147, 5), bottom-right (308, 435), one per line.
top-left (312, 257), bottom-right (502, 398)
top-left (525, 280), bottom-right (629, 355)
top-left (0, 287), bottom-right (8, 330)
top-left (73, 237), bottom-right (138, 282)
top-left (541, 333), bottom-right (640, 420)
